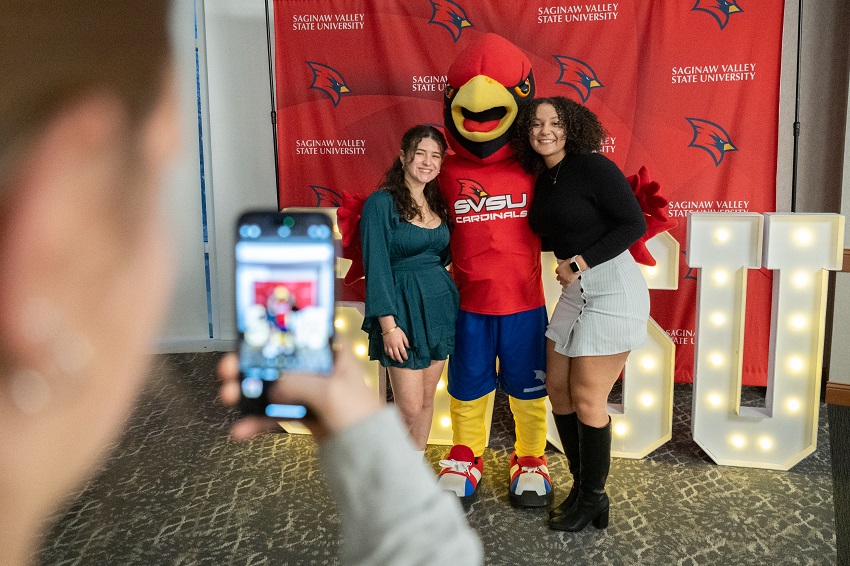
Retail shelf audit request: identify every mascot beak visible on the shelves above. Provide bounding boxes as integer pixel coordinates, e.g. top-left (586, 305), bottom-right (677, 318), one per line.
top-left (450, 75), bottom-right (518, 143)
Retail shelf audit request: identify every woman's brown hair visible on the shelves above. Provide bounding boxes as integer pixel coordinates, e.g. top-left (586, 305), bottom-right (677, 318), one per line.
top-left (379, 125), bottom-right (451, 226)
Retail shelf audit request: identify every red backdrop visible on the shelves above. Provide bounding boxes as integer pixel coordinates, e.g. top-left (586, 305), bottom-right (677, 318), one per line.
top-left (273, 0), bottom-right (785, 385)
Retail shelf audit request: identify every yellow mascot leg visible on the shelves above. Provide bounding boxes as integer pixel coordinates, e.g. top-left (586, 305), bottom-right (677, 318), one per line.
top-left (509, 396), bottom-right (548, 457)
top-left (450, 393), bottom-right (493, 458)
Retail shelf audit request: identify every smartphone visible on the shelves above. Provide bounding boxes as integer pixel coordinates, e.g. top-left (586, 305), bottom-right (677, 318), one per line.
top-left (235, 210), bottom-right (336, 418)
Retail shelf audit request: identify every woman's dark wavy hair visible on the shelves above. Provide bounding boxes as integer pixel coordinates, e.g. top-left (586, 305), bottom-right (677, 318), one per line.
top-left (511, 96), bottom-right (607, 175)
top-left (380, 124), bottom-right (451, 226)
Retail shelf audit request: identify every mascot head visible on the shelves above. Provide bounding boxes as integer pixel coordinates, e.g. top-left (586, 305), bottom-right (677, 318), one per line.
top-left (443, 33), bottom-right (535, 163)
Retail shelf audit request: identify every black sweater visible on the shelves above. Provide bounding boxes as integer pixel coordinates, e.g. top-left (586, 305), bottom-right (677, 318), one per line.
top-left (528, 152), bottom-right (646, 268)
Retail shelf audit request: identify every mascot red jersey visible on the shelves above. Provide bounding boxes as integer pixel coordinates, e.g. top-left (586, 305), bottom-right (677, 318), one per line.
top-left (436, 34), bottom-right (553, 508)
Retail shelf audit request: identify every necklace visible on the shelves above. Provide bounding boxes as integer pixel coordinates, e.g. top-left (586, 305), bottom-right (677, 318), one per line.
top-left (547, 159), bottom-right (563, 185)
top-left (413, 198), bottom-right (437, 226)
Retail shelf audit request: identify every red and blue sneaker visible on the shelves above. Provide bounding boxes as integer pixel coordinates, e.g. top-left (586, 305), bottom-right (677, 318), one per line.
top-left (509, 452), bottom-right (554, 507)
top-left (437, 444), bottom-right (483, 504)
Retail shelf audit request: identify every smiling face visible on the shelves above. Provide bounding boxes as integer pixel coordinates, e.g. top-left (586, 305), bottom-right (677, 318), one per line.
top-left (529, 102), bottom-right (566, 168)
top-left (400, 137), bottom-right (443, 189)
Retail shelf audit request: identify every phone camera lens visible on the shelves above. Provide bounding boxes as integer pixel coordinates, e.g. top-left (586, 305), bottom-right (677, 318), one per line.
top-left (241, 377), bottom-right (263, 398)
top-left (308, 225), bottom-right (331, 239)
top-left (240, 224), bottom-right (261, 239)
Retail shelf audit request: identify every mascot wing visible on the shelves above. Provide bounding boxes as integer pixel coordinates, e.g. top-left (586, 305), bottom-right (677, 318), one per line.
top-left (626, 167), bottom-right (677, 267)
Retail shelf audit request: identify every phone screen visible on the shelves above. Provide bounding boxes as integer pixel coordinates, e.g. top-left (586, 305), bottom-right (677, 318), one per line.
top-left (235, 211), bottom-right (335, 418)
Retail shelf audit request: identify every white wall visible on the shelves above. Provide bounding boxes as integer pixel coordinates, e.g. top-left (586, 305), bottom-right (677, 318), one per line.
top-left (157, 0), bottom-right (278, 352)
top-left (157, 0), bottom-right (214, 350)
top-left (202, 0), bottom-right (279, 345)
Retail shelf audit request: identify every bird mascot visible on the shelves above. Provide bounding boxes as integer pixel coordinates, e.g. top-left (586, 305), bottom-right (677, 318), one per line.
top-left (436, 33), bottom-right (552, 508)
top-left (337, 32), bottom-right (674, 509)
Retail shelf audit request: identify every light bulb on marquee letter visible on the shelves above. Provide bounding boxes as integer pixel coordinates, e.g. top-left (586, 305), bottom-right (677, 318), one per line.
top-left (687, 212), bottom-right (844, 470)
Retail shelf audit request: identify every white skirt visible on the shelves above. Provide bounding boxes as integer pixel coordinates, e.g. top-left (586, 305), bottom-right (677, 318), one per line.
top-left (546, 251), bottom-right (649, 357)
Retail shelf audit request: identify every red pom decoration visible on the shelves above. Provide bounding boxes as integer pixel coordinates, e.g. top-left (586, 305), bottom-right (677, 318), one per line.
top-left (336, 191), bottom-right (368, 301)
top-left (626, 166), bottom-right (678, 266)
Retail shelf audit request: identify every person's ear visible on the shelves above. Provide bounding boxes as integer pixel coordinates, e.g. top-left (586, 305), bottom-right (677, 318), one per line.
top-left (0, 93), bottom-right (128, 415)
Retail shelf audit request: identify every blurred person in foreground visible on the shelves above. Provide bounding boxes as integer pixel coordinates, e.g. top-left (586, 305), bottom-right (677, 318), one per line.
top-left (218, 345), bottom-right (481, 565)
top-left (0, 2), bottom-right (481, 565)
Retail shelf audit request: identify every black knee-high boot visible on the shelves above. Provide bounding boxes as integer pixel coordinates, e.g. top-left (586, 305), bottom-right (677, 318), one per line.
top-left (549, 417), bottom-right (611, 532)
top-left (549, 412), bottom-right (580, 519)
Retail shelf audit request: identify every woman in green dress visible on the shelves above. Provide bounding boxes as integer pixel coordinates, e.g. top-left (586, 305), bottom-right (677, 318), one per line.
top-left (361, 125), bottom-right (460, 452)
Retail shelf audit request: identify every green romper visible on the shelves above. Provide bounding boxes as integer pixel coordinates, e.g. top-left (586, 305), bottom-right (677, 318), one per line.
top-left (360, 190), bottom-right (460, 370)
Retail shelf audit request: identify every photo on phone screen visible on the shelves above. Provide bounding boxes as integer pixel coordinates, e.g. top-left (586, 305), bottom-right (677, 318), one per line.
top-left (235, 211), bottom-right (335, 418)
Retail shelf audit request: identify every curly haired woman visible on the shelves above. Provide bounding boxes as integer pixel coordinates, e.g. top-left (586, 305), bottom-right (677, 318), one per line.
top-left (512, 97), bottom-right (649, 532)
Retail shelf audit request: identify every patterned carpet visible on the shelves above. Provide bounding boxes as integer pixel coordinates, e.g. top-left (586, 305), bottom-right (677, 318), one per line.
top-left (38, 353), bottom-right (836, 565)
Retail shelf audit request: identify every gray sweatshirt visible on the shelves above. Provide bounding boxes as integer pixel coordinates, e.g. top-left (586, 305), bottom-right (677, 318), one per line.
top-left (319, 407), bottom-right (483, 565)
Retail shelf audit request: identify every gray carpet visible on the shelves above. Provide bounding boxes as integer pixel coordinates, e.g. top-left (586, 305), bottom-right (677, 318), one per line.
top-left (38, 353), bottom-right (836, 565)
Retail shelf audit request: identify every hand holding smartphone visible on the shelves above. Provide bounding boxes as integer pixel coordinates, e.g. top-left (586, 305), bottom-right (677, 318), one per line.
top-left (234, 211), bottom-right (336, 418)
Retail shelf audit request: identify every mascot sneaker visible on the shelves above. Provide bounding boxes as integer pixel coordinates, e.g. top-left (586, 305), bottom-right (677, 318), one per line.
top-left (437, 444), bottom-right (483, 504)
top-left (509, 452), bottom-right (554, 508)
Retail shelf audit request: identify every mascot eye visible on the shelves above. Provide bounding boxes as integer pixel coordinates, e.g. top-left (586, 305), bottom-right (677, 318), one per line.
top-left (445, 85), bottom-right (456, 99)
top-left (514, 79), bottom-right (531, 98)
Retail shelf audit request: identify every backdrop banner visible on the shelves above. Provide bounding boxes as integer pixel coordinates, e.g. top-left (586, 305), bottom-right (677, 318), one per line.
top-left (273, 0), bottom-right (785, 384)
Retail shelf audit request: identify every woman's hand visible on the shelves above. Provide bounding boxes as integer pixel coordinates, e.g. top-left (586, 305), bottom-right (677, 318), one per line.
top-left (382, 326), bottom-right (410, 363)
top-left (218, 342), bottom-right (381, 443)
top-left (555, 258), bottom-right (580, 287)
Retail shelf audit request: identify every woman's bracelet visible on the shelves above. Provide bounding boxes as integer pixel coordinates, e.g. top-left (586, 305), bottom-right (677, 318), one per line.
top-left (381, 326), bottom-right (398, 336)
